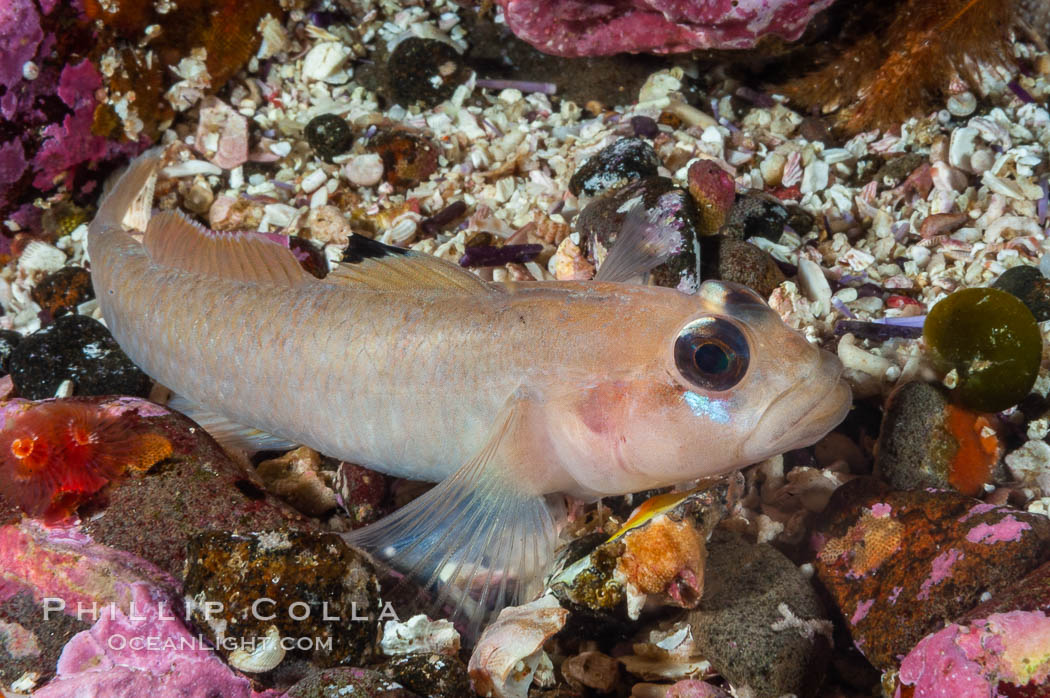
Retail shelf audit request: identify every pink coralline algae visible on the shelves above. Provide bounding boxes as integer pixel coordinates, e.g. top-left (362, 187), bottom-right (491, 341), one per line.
top-left (895, 611), bottom-right (1050, 695)
top-left (916, 548), bottom-right (963, 601)
top-left (967, 515), bottom-right (1033, 545)
top-left (34, 582), bottom-right (280, 698)
top-left (496, 0), bottom-right (837, 57)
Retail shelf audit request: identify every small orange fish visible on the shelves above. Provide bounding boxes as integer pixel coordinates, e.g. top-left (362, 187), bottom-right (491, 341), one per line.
top-left (0, 401), bottom-right (171, 520)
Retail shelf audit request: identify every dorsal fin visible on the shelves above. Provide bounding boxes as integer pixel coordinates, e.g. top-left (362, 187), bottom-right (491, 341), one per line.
top-left (144, 210), bottom-right (310, 286)
top-left (324, 234), bottom-right (503, 294)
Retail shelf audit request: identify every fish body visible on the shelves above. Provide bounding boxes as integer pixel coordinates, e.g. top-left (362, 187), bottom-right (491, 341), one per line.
top-left (88, 152), bottom-right (850, 621)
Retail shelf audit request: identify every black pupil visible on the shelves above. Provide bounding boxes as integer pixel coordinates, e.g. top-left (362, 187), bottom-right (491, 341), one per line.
top-left (694, 343), bottom-right (730, 374)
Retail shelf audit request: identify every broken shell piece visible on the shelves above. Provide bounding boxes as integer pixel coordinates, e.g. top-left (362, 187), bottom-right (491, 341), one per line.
top-left (619, 623), bottom-right (714, 682)
top-left (227, 625), bottom-right (285, 673)
top-left (303, 42), bottom-right (352, 83)
top-left (468, 594), bottom-right (568, 698)
top-left (797, 259), bottom-right (831, 317)
top-left (256, 446), bottom-right (338, 517)
top-left (381, 614), bottom-right (461, 656)
top-left (195, 97), bottom-right (249, 170)
top-left (551, 235), bottom-right (596, 280)
top-left (946, 92), bottom-right (977, 117)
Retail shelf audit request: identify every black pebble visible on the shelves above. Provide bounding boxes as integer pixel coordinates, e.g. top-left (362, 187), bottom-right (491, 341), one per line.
top-left (0, 330), bottom-right (21, 376)
top-left (305, 113), bottom-right (353, 162)
top-left (569, 137), bottom-right (661, 197)
top-left (387, 37), bottom-right (470, 109)
top-left (992, 265), bottom-right (1050, 321)
top-left (722, 191), bottom-right (789, 241)
top-left (9, 314), bottom-right (152, 400)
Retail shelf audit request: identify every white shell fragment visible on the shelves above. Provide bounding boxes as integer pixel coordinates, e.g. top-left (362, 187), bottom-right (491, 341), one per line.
top-left (797, 259), bottom-right (831, 316)
top-left (226, 625), bottom-right (285, 673)
top-left (381, 615), bottom-right (461, 656)
top-left (947, 91), bottom-right (977, 117)
top-left (302, 42), bottom-right (352, 83)
top-left (345, 153), bottom-right (385, 187)
top-left (468, 595), bottom-right (568, 698)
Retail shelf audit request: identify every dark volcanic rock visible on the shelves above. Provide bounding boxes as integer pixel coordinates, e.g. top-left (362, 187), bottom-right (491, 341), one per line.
top-left (305, 114), bottom-right (353, 162)
top-left (0, 588), bottom-right (90, 692)
top-left (722, 191), bottom-right (789, 242)
top-left (183, 530), bottom-right (380, 671)
top-left (387, 37), bottom-right (470, 109)
top-left (9, 314), bottom-right (151, 399)
top-left (0, 329), bottom-right (21, 376)
top-left (874, 381), bottom-right (999, 495)
top-left (993, 264), bottom-right (1050, 322)
top-left (700, 236), bottom-right (786, 297)
top-left (687, 530), bottom-right (830, 698)
top-left (814, 477), bottom-right (1050, 671)
top-left (569, 137), bottom-right (660, 197)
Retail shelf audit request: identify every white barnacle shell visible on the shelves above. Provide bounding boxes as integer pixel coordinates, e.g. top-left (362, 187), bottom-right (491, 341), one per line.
top-left (227, 625), bottom-right (285, 673)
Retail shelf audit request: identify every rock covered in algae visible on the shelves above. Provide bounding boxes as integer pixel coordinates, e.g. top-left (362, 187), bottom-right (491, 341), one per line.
top-left (874, 382), bottom-right (1000, 496)
top-left (182, 530), bottom-right (380, 674)
top-left (923, 287), bottom-right (1042, 413)
top-left (576, 176), bottom-right (701, 291)
top-left (814, 477), bottom-right (1050, 671)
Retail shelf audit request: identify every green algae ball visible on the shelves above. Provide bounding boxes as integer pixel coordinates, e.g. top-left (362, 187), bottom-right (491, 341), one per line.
top-left (924, 287), bottom-right (1043, 413)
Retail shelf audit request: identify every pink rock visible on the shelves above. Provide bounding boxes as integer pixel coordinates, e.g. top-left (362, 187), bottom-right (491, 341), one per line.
top-left (35, 582), bottom-right (280, 698)
top-left (496, 0), bottom-right (836, 57)
top-left (895, 611), bottom-right (1050, 696)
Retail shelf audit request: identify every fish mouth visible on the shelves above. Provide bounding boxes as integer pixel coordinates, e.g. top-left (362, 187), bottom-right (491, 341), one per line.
top-left (744, 350), bottom-right (852, 461)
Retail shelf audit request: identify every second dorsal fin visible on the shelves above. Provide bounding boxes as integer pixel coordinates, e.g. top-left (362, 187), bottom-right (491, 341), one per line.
top-left (144, 210), bottom-right (310, 286)
top-left (324, 234), bottom-right (503, 294)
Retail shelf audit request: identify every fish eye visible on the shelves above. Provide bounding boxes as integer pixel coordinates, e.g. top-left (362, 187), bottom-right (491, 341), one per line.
top-left (674, 317), bottom-right (750, 391)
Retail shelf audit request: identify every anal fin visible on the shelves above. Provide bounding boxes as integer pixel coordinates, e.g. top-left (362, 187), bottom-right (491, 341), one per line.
top-left (167, 395), bottom-right (299, 454)
top-left (343, 389), bottom-right (561, 637)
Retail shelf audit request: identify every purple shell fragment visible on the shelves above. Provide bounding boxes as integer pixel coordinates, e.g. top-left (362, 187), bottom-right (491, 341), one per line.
top-left (421, 201), bottom-right (467, 235)
top-left (459, 244), bottom-right (544, 268)
top-left (834, 320), bottom-right (923, 341)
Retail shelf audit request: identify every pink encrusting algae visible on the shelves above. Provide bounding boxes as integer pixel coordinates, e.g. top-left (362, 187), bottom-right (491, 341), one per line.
top-left (966, 516), bottom-right (1033, 544)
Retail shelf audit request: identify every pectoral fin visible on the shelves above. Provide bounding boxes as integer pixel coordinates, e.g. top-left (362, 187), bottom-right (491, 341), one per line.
top-left (343, 390), bottom-right (562, 635)
top-left (593, 201), bottom-right (687, 283)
